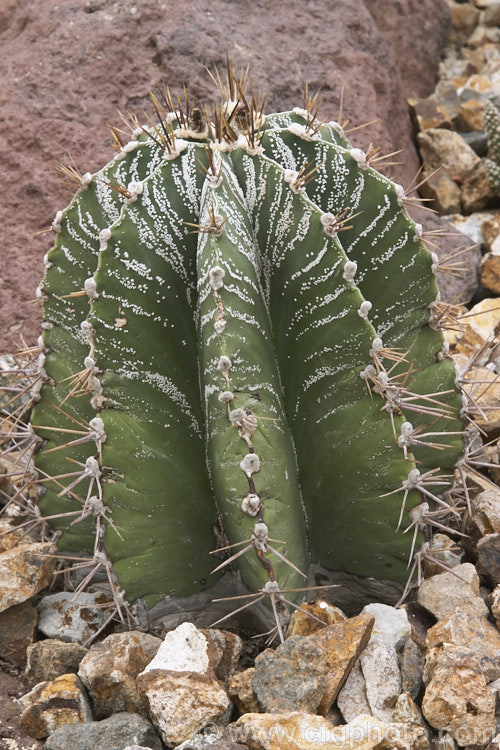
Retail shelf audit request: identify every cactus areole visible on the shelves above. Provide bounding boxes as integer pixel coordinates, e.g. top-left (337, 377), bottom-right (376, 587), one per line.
top-left (32, 76), bottom-right (463, 613)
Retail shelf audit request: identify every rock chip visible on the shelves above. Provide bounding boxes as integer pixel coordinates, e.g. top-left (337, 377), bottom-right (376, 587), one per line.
top-left (418, 171), bottom-right (462, 214)
top-left (0, 598), bottom-right (37, 667)
top-left (482, 213), bottom-right (500, 250)
top-left (477, 533), bottom-right (500, 585)
top-left (422, 534), bottom-right (463, 578)
top-left (26, 639), bottom-right (88, 686)
top-left (461, 160), bottom-right (500, 213)
top-left (400, 638), bottom-right (425, 701)
top-left (450, 2), bottom-right (481, 36)
top-left (136, 669), bottom-right (230, 748)
top-left (455, 298), bottom-right (500, 359)
top-left (286, 600), bottom-right (346, 637)
top-left (409, 97), bottom-right (452, 131)
top-left (417, 563), bottom-right (489, 620)
top-left (422, 645), bottom-right (496, 747)
top-left (481, 253), bottom-right (500, 294)
top-left (77, 630), bottom-right (161, 718)
top-left (252, 613), bottom-right (374, 716)
top-left (37, 591), bottom-right (110, 643)
top-left (337, 659), bottom-right (371, 723)
top-left (418, 128), bottom-right (480, 180)
top-left (43, 712), bottom-right (163, 750)
top-left (362, 603), bottom-right (411, 651)
top-left (491, 585), bottom-right (500, 628)
top-left (0, 540), bottom-right (57, 612)
top-left (233, 712), bottom-right (389, 750)
top-left (470, 490), bottom-right (500, 535)
top-left (18, 673), bottom-right (92, 740)
top-left (202, 628), bottom-right (243, 684)
top-left (228, 667), bottom-right (261, 714)
top-left (360, 640), bottom-right (402, 721)
top-left (456, 98), bottom-right (485, 131)
top-left (426, 612), bottom-right (500, 682)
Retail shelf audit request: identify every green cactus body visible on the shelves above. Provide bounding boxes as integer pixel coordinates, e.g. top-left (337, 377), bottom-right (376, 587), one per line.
top-left (485, 99), bottom-right (500, 196)
top-left (31, 95), bottom-right (463, 609)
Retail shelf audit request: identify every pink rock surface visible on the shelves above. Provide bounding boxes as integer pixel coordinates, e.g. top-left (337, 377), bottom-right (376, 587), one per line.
top-left (0, 0), bottom-right (450, 351)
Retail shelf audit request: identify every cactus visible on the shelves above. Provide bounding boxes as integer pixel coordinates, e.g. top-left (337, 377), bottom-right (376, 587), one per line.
top-left (485, 99), bottom-right (500, 195)
top-left (13, 72), bottom-right (464, 625)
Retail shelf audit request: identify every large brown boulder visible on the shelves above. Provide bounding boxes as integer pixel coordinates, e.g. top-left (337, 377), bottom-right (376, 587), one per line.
top-left (0, 0), bottom-right (450, 350)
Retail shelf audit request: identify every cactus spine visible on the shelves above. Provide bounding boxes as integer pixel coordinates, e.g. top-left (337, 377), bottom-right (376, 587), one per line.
top-left (26, 73), bottom-right (463, 620)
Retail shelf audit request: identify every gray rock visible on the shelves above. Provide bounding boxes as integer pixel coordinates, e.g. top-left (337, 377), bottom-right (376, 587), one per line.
top-left (417, 563), bottom-right (489, 620)
top-left (477, 533), bottom-right (500, 585)
top-left (37, 591), bottom-right (110, 644)
top-left (44, 712), bottom-right (163, 750)
top-left (362, 603), bottom-right (411, 651)
top-left (360, 640), bottom-right (402, 722)
top-left (26, 639), bottom-right (88, 686)
top-left (337, 659), bottom-right (371, 723)
top-left (417, 128), bottom-right (480, 180)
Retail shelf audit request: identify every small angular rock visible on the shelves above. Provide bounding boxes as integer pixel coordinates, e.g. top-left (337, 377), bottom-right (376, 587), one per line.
top-left (426, 612), bottom-right (500, 682)
top-left (43, 712), bottom-right (163, 750)
top-left (362, 603), bottom-right (410, 651)
top-left (470, 490), bottom-right (500, 535)
top-left (422, 645), bottom-right (496, 746)
top-left (337, 659), bottom-right (371, 723)
top-left (417, 128), bottom-right (480, 180)
top-left (136, 669), bottom-right (230, 747)
top-left (461, 160), bottom-right (500, 213)
top-left (481, 254), bottom-right (500, 295)
top-left (417, 563), bottom-right (489, 620)
top-left (408, 97), bottom-right (452, 131)
top-left (400, 638), bottom-right (425, 701)
top-left (360, 640), bottom-right (402, 722)
top-left (0, 541), bottom-right (57, 613)
top-left (37, 591), bottom-right (110, 643)
top-left (286, 600), bottom-right (346, 637)
top-left (477, 533), bottom-right (500, 585)
top-left (18, 673), bottom-right (92, 740)
top-left (26, 639), bottom-right (88, 686)
top-left (0, 598), bottom-right (37, 667)
top-left (228, 667), bottom-right (261, 714)
top-left (78, 630), bottom-right (161, 718)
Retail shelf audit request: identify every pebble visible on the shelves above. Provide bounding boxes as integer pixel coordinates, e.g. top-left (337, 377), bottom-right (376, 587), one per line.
top-left (417, 563), bottom-right (489, 619)
top-left (0, 539), bottom-right (57, 612)
top-left (422, 645), bottom-right (496, 746)
top-left (37, 591), bottom-right (110, 643)
top-left (361, 603), bottom-right (411, 651)
top-left (0, 598), bottom-right (37, 667)
top-left (43, 712), bottom-right (163, 750)
top-left (18, 672), bottom-right (92, 740)
top-left (77, 630), bottom-right (161, 719)
top-left (136, 669), bottom-right (230, 748)
top-left (426, 611), bottom-right (500, 682)
top-left (26, 638), bottom-right (88, 686)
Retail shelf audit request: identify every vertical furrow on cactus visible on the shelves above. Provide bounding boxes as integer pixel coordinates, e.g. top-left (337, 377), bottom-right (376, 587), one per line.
top-left (230, 146), bottom-right (421, 581)
top-left (259, 125), bottom-right (463, 475)
top-left (196, 152), bottom-right (309, 595)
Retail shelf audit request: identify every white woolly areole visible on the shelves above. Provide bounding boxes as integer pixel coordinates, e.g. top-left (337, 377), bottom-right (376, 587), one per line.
top-left (209, 266), bottom-right (225, 291)
top-left (132, 126), bottom-right (144, 139)
top-left (80, 320), bottom-right (95, 342)
top-left (37, 336), bottom-right (46, 351)
top-left (52, 210), bottom-right (63, 233)
top-left (253, 522), bottom-right (268, 543)
top-left (242, 493), bottom-right (261, 516)
top-left (431, 252), bottom-right (439, 273)
top-left (370, 337), bottom-right (383, 355)
top-left (99, 227), bottom-right (112, 250)
top-left (292, 107), bottom-right (310, 119)
top-left (329, 120), bottom-right (345, 138)
top-left (84, 278), bottom-right (98, 299)
top-left (218, 390), bottom-right (234, 404)
top-left (41, 321), bottom-right (54, 330)
top-left (43, 253), bottom-right (53, 270)
top-left (37, 352), bottom-right (46, 369)
top-left (360, 364), bottom-right (376, 380)
top-left (350, 148), bottom-right (369, 169)
top-left (206, 171), bottom-right (223, 189)
top-left (118, 140), bottom-right (139, 158)
top-left (288, 122), bottom-right (319, 141)
top-left (217, 355), bottom-right (232, 373)
top-left (85, 456), bottom-right (102, 478)
top-left (80, 172), bottom-right (92, 189)
top-left (84, 356), bottom-right (97, 370)
top-left (89, 417), bottom-right (106, 444)
top-left (125, 180), bottom-right (144, 204)
top-left (240, 453), bottom-right (260, 476)
top-left (164, 138), bottom-right (188, 160)
top-left (214, 319), bottom-right (226, 335)
top-left (342, 260), bottom-right (357, 282)
top-left (321, 212), bottom-right (337, 237)
top-left (413, 223), bottom-right (423, 242)
top-left (229, 408), bottom-right (247, 426)
top-left (406, 468), bottom-right (421, 486)
top-left (236, 134), bottom-right (264, 156)
top-left (394, 183), bottom-right (406, 207)
top-left (358, 301), bottom-right (372, 319)
top-left (283, 169), bottom-right (304, 194)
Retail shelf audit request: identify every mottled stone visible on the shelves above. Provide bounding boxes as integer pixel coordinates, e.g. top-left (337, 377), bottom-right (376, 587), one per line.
top-left (417, 563), bottom-right (488, 620)
top-left (78, 630), bottom-right (161, 719)
top-left (0, 541), bottom-right (57, 613)
top-left (286, 600), bottom-right (346, 637)
top-left (400, 638), bottom-right (425, 701)
top-left (477, 534), bottom-right (500, 585)
top-left (360, 640), bottom-right (402, 722)
top-left (337, 659), bottom-right (371, 723)
top-left (418, 170), bottom-right (462, 214)
top-left (456, 99), bottom-right (485, 131)
top-left (0, 598), bottom-right (37, 667)
top-left (422, 645), bottom-right (496, 747)
top-left (228, 667), bottom-right (261, 714)
top-left (418, 128), bottom-right (480, 180)
top-left (491, 585), bottom-right (500, 629)
top-left (362, 603), bottom-right (411, 651)
top-left (484, 2), bottom-right (500, 24)
top-left (461, 160), bottom-right (500, 213)
top-left (422, 534), bottom-right (463, 578)
top-left (482, 213), bottom-right (500, 251)
top-left (37, 591), bottom-right (110, 644)
top-left (202, 628), bottom-right (243, 684)
top-left (450, 2), bottom-right (481, 36)
top-left (44, 712), bottom-right (163, 750)
top-left (233, 712), bottom-right (389, 750)
top-left (26, 639), bottom-right (88, 686)
top-left (136, 669), bottom-right (230, 747)
top-left (455, 297), bottom-right (500, 360)
top-left (409, 97), bottom-right (452, 131)
top-left (18, 673), bottom-right (92, 740)
top-left (470, 490), bottom-right (500, 536)
top-left (482, 254), bottom-right (500, 295)
top-left (426, 612), bottom-right (500, 683)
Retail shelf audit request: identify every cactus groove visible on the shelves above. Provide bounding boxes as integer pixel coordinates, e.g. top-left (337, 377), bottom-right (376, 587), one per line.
top-left (31, 75), bottom-right (463, 611)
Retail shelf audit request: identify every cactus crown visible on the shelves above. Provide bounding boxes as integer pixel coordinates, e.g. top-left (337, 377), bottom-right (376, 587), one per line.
top-left (14, 66), bottom-right (464, 634)
top-left (485, 99), bottom-right (500, 196)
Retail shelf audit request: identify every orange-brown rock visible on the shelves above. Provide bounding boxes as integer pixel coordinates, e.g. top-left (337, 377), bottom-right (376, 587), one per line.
top-left (481, 253), bottom-right (500, 295)
top-left (0, 541), bottom-right (57, 613)
top-left (26, 639), bottom-right (88, 686)
top-left (18, 673), bottom-right (92, 740)
top-left (426, 612), bottom-right (500, 682)
top-left (461, 160), bottom-right (500, 213)
top-left (480, 213), bottom-right (500, 251)
top-left (455, 297), bottom-right (500, 359)
top-left (409, 97), bottom-right (452, 131)
top-left (456, 99), bottom-right (485, 131)
top-left (229, 667), bottom-right (261, 714)
top-left (287, 600), bottom-right (347, 637)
